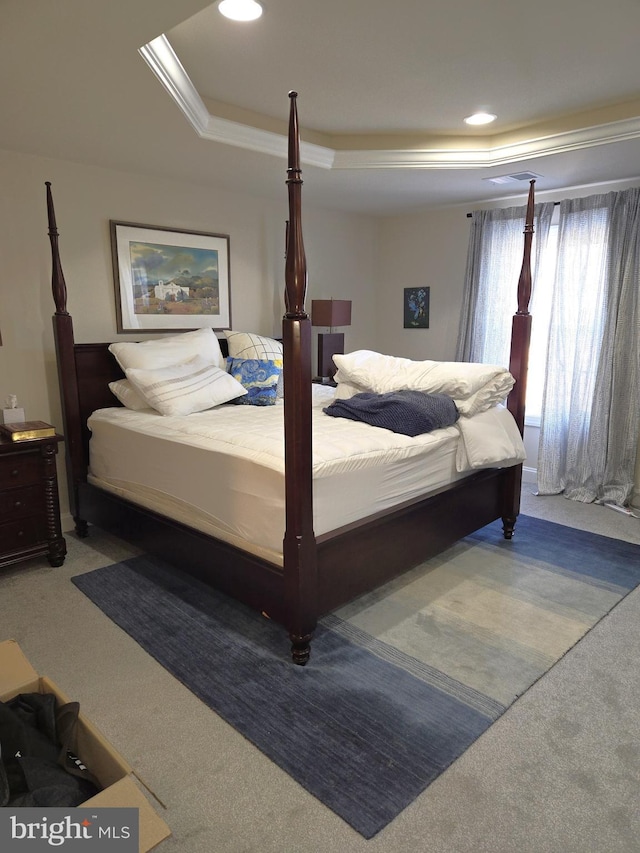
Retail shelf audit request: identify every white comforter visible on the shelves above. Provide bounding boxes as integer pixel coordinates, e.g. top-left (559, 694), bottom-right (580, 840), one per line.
top-left (333, 350), bottom-right (515, 417)
top-left (455, 405), bottom-right (525, 470)
top-left (330, 350), bottom-right (525, 468)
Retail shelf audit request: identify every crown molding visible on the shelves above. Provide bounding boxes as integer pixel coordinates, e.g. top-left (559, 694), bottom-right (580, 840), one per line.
top-left (333, 117), bottom-right (640, 169)
top-left (139, 35), bottom-right (210, 133)
top-left (141, 34), bottom-right (640, 171)
top-left (140, 35), bottom-right (334, 169)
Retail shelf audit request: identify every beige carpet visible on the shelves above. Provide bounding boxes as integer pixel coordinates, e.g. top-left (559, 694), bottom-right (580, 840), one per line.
top-left (0, 490), bottom-right (639, 852)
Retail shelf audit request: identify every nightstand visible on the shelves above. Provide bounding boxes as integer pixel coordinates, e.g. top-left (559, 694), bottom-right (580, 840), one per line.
top-left (0, 432), bottom-right (66, 568)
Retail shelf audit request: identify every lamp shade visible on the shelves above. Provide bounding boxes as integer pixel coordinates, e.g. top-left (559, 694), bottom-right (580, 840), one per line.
top-left (311, 299), bottom-right (352, 328)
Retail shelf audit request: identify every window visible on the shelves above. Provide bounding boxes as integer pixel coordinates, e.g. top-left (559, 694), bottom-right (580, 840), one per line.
top-left (462, 185), bottom-right (639, 504)
top-left (524, 215), bottom-right (557, 425)
top-left (525, 204), bottom-right (609, 427)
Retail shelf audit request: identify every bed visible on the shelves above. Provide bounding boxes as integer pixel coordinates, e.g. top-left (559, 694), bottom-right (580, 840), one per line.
top-left (48, 92), bottom-right (535, 664)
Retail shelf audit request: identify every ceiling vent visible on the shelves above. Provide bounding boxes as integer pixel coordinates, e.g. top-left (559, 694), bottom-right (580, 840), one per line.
top-left (484, 171), bottom-right (542, 185)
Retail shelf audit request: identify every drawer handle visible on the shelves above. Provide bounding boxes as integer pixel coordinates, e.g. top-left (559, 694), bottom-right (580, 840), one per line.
top-left (11, 469), bottom-right (19, 477)
top-left (17, 530), bottom-right (24, 538)
top-left (14, 500), bottom-right (22, 509)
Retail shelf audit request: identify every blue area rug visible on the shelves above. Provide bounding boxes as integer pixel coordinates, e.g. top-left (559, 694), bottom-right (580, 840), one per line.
top-left (71, 515), bottom-right (640, 838)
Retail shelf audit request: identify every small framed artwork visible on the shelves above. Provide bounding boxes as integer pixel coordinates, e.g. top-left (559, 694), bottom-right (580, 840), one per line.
top-left (110, 221), bottom-right (231, 333)
top-left (404, 287), bottom-right (430, 329)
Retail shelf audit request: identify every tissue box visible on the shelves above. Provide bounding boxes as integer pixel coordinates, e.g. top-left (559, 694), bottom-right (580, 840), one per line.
top-left (2, 408), bottom-right (26, 425)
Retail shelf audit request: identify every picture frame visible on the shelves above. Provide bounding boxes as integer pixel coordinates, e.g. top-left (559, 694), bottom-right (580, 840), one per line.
top-left (403, 286), bottom-right (430, 329)
top-left (110, 221), bottom-right (231, 333)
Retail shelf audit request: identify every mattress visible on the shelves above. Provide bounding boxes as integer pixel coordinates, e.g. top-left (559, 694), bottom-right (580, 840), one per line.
top-left (87, 385), bottom-right (518, 566)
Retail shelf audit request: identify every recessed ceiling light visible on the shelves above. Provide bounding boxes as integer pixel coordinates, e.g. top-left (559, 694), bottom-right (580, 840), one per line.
top-left (464, 112), bottom-right (497, 126)
top-left (218, 0), bottom-right (263, 21)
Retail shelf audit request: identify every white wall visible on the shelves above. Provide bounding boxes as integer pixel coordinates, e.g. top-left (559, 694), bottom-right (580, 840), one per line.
top-left (0, 148), bottom-right (377, 528)
top-left (303, 205), bottom-right (378, 367)
top-left (376, 207), bottom-right (468, 362)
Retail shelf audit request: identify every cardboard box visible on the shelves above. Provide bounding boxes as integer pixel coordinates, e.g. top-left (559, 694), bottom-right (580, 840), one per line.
top-left (0, 639), bottom-right (171, 852)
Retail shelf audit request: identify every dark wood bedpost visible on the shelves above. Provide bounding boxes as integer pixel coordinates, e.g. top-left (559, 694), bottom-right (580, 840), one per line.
top-left (282, 92), bottom-right (318, 664)
top-left (47, 182), bottom-right (88, 535)
top-left (503, 179), bottom-right (535, 538)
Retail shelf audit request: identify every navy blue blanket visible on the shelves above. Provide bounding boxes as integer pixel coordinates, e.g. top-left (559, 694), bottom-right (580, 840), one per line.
top-left (323, 390), bottom-right (459, 436)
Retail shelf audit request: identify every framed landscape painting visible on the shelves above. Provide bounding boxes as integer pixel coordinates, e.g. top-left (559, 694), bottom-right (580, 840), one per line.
top-left (110, 221), bottom-right (231, 333)
top-left (403, 286), bottom-right (430, 329)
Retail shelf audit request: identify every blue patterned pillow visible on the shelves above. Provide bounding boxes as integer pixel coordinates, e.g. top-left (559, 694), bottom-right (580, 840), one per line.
top-left (227, 357), bottom-right (282, 406)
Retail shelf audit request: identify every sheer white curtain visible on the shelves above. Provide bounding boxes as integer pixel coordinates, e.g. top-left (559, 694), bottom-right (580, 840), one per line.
top-left (537, 188), bottom-right (640, 504)
top-left (459, 188), bottom-right (640, 506)
top-left (457, 202), bottom-right (554, 366)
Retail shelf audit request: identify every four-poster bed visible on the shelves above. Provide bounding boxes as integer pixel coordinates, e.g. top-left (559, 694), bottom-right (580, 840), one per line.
top-left (49, 92), bottom-right (534, 665)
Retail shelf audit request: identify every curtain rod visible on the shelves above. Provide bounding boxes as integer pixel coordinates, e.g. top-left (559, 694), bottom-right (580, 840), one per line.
top-left (467, 200), bottom-right (560, 218)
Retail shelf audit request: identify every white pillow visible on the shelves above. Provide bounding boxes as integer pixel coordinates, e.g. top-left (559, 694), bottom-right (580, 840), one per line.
top-left (109, 328), bottom-right (225, 372)
top-left (224, 330), bottom-right (284, 397)
top-left (108, 379), bottom-right (150, 411)
top-left (125, 355), bottom-right (246, 416)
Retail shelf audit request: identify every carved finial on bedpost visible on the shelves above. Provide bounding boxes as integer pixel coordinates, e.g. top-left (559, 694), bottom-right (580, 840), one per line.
top-left (46, 182), bottom-right (69, 315)
top-left (516, 180), bottom-right (535, 315)
top-left (284, 91), bottom-right (308, 318)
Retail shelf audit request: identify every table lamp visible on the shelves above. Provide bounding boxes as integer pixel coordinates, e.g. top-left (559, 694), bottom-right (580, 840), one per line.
top-left (311, 299), bottom-right (352, 380)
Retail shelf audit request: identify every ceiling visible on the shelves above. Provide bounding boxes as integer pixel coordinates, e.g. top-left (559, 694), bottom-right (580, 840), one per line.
top-left (3, 0), bottom-right (640, 215)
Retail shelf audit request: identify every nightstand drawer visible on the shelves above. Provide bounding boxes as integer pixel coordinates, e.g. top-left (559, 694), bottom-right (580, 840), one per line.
top-left (0, 516), bottom-right (48, 551)
top-left (0, 431), bottom-right (66, 568)
top-left (0, 485), bottom-right (45, 520)
top-left (0, 453), bottom-right (42, 489)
